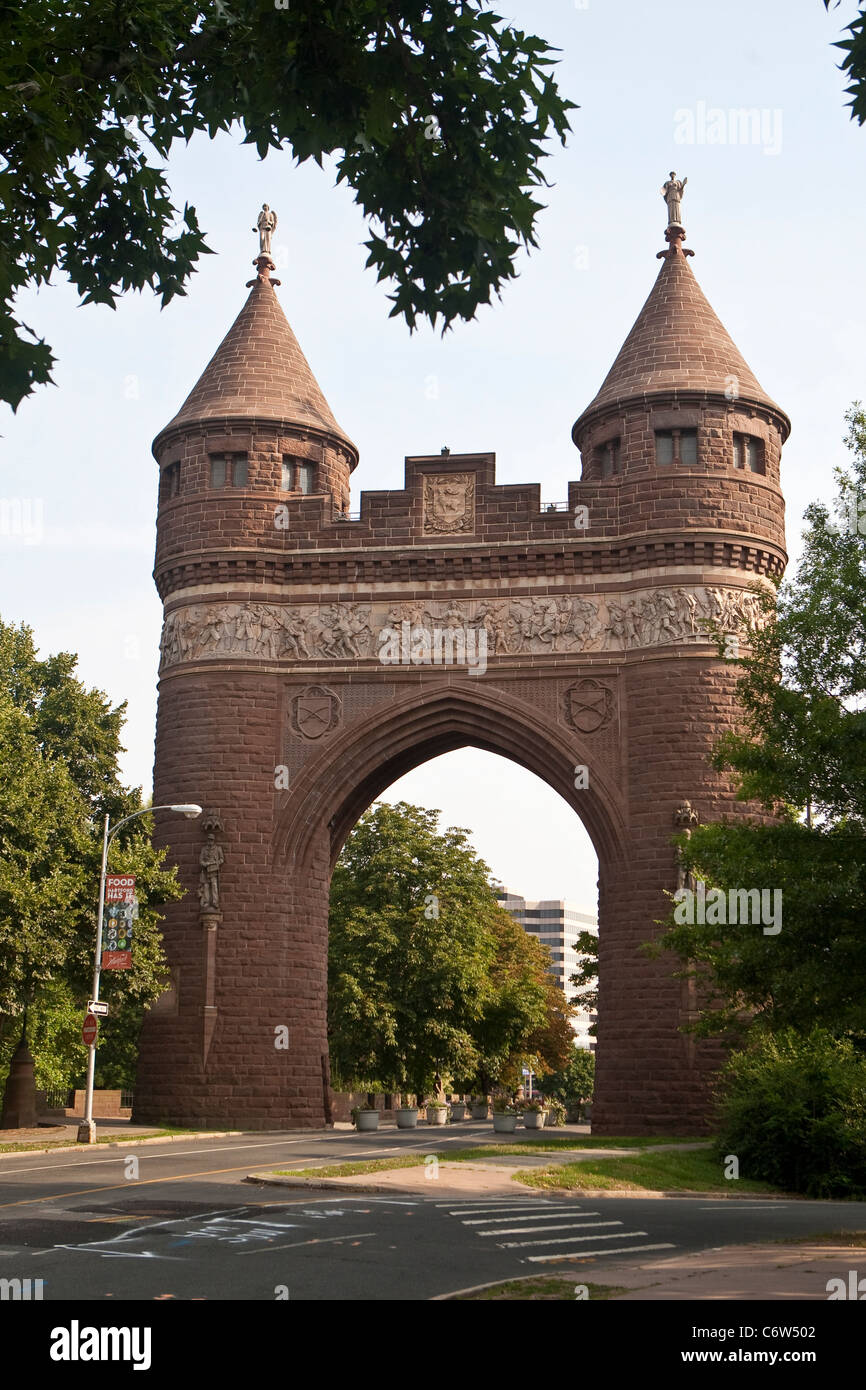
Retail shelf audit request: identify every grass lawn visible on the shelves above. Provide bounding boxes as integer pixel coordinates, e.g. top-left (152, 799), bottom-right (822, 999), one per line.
top-left (271, 1137), bottom-right (708, 1181)
top-left (454, 1277), bottom-right (629, 1300)
top-left (442, 1136), bottom-right (707, 1157)
top-left (273, 1155), bottom-right (431, 1179)
top-left (0, 1127), bottom-right (199, 1154)
top-left (775, 1231), bottom-right (866, 1247)
top-left (515, 1147), bottom-right (784, 1194)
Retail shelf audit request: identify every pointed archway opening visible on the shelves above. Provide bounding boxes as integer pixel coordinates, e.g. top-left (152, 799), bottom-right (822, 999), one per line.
top-left (325, 745), bottom-right (601, 1122)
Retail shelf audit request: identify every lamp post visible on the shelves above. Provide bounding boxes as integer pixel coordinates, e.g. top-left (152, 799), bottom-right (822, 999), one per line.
top-left (77, 803), bottom-right (201, 1144)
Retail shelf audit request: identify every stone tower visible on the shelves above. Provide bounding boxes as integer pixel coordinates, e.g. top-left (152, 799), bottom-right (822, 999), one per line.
top-left (135, 196), bottom-right (788, 1134)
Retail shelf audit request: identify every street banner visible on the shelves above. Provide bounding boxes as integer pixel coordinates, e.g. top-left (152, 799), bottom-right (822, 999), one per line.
top-left (105, 874), bottom-right (136, 904)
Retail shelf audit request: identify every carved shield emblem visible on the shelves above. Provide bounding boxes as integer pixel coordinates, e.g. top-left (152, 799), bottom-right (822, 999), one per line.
top-left (290, 685), bottom-right (341, 740)
top-left (564, 679), bottom-right (614, 734)
top-left (423, 473), bottom-right (475, 534)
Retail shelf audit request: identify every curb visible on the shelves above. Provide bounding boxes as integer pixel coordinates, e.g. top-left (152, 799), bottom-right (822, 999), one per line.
top-left (0, 1130), bottom-right (243, 1160)
top-left (243, 1172), bottom-right (442, 1193)
top-left (243, 1171), bottom-right (796, 1200)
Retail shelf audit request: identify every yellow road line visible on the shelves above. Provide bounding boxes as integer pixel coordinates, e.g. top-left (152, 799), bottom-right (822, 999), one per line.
top-left (0, 1163), bottom-right (285, 1211)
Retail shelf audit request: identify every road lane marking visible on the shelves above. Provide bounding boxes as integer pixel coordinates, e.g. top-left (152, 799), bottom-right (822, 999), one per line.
top-left (447, 1200), bottom-right (575, 1212)
top-left (236, 1231), bottom-right (377, 1255)
top-left (478, 1220), bottom-right (618, 1237)
top-left (527, 1242), bottom-right (675, 1263)
top-left (0, 1138), bottom-right (409, 1178)
top-left (461, 1212), bottom-right (600, 1226)
top-left (501, 1228), bottom-right (645, 1249)
top-left (0, 1163), bottom-right (323, 1210)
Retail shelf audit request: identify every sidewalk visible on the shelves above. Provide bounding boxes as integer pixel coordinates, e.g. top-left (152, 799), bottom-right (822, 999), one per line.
top-left (0, 1117), bottom-right (239, 1155)
top-left (545, 1241), bottom-right (864, 1300)
top-left (244, 1140), bottom-right (762, 1202)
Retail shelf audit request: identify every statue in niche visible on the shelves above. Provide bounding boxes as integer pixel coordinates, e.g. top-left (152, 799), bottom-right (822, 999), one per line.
top-left (674, 800), bottom-right (699, 894)
top-left (198, 832), bottom-right (224, 912)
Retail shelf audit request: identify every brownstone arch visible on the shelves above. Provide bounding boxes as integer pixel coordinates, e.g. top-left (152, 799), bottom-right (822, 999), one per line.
top-left (277, 683), bottom-right (626, 872)
top-left (134, 215), bottom-right (789, 1135)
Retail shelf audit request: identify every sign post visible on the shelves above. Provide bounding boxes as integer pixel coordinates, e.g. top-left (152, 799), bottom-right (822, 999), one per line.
top-left (76, 802), bottom-right (201, 1144)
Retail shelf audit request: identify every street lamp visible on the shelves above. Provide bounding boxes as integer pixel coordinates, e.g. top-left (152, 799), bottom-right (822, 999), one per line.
top-left (77, 803), bottom-right (202, 1144)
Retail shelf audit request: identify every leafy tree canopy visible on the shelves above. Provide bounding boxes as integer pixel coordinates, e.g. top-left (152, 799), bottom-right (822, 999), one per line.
top-left (652, 407), bottom-right (866, 1047)
top-left (327, 800), bottom-right (570, 1097)
top-left (0, 0), bottom-right (575, 409)
top-left (0, 618), bottom-right (183, 1093)
top-left (825, 2), bottom-right (866, 125)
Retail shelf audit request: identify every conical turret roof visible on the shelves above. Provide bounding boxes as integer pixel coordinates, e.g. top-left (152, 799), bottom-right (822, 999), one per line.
top-left (153, 276), bottom-right (357, 459)
top-left (574, 241), bottom-right (788, 438)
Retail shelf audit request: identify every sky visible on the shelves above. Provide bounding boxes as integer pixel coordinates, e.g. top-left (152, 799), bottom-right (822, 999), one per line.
top-left (2, 0), bottom-right (865, 908)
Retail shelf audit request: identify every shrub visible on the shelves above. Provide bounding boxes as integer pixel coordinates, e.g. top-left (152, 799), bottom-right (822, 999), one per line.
top-left (714, 1028), bottom-right (866, 1198)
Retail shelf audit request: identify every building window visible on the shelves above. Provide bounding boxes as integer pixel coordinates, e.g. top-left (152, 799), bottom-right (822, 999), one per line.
top-left (210, 454), bottom-right (248, 488)
top-left (297, 462), bottom-right (314, 494)
top-left (733, 433), bottom-right (765, 474)
top-left (599, 438), bottom-right (621, 478)
top-left (281, 457), bottom-right (316, 493)
top-left (655, 428), bottom-right (697, 466)
top-left (160, 461), bottom-right (180, 502)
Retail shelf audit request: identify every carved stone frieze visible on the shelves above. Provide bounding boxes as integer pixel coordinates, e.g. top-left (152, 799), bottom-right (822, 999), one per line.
top-left (160, 586), bottom-right (772, 670)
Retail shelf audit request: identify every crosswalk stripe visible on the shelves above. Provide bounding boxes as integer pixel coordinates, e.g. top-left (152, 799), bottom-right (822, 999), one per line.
top-left (500, 1227), bottom-right (644, 1249)
top-left (461, 1212), bottom-right (600, 1226)
top-left (478, 1220), bottom-right (619, 1238)
top-left (438, 1202), bottom-right (568, 1212)
top-left (527, 1242), bottom-right (676, 1263)
top-left (449, 1205), bottom-right (588, 1215)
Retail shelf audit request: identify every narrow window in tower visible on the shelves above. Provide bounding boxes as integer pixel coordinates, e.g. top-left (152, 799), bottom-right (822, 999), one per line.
top-left (733, 433), bottom-right (765, 474)
top-left (297, 463), bottom-right (315, 494)
top-left (600, 438), bottom-right (621, 478)
top-left (747, 437), bottom-right (765, 473)
top-left (281, 458), bottom-right (294, 491)
top-left (655, 430), bottom-right (674, 466)
top-left (231, 454), bottom-right (248, 486)
top-left (678, 429), bottom-right (698, 465)
top-left (210, 456), bottom-right (227, 488)
top-left (161, 461), bottom-right (180, 503)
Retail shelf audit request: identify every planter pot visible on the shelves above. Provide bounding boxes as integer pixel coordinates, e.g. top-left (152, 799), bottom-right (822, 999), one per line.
top-left (449, 1103), bottom-right (468, 1122)
top-left (355, 1110), bottom-right (380, 1131)
top-left (426, 1105), bottom-right (448, 1125)
top-left (492, 1113), bottom-right (519, 1133)
top-left (471, 1103), bottom-right (490, 1121)
top-left (395, 1108), bottom-right (419, 1129)
top-left (523, 1110), bottom-right (546, 1129)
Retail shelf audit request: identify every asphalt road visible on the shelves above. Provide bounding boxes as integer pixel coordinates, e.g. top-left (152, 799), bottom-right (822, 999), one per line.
top-left (1, 1128), bottom-right (863, 1301)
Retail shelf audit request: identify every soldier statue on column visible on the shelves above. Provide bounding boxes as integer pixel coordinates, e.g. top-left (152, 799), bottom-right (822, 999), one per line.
top-left (254, 203), bottom-right (278, 257)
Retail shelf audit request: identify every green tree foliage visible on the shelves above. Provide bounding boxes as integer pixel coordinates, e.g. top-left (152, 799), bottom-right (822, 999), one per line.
top-left (0, 619), bottom-right (183, 1094)
top-left (468, 905), bottom-right (569, 1093)
top-left (652, 407), bottom-right (866, 1047)
top-left (714, 1028), bottom-right (866, 1198)
top-left (824, 2), bottom-right (866, 125)
top-left (327, 801), bottom-right (565, 1097)
top-left (568, 928), bottom-right (598, 1029)
top-left (543, 1042), bottom-right (595, 1111)
top-left (0, 0), bottom-right (575, 409)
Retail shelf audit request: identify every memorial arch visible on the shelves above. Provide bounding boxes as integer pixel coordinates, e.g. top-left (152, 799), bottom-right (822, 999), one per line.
top-left (134, 197), bottom-right (789, 1134)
